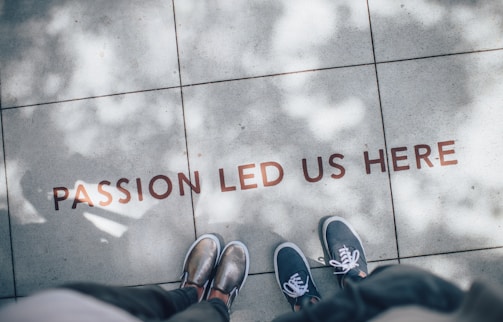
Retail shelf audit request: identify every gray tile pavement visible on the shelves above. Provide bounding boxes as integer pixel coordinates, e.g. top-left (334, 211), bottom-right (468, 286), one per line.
top-left (0, 0), bottom-right (179, 107)
top-left (184, 66), bottom-right (397, 274)
top-left (176, 0), bottom-right (373, 84)
top-left (3, 90), bottom-right (195, 295)
top-left (369, 0), bottom-right (503, 62)
top-left (1, 0), bottom-right (503, 320)
top-left (378, 50), bottom-right (503, 257)
top-left (402, 248), bottom-right (503, 290)
top-left (0, 127), bottom-right (14, 298)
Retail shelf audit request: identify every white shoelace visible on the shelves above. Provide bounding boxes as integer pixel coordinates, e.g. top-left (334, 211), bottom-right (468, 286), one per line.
top-left (282, 273), bottom-right (310, 298)
top-left (329, 245), bottom-right (360, 275)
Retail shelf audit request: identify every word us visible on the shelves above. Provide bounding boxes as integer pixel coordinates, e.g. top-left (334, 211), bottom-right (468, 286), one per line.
top-left (53, 140), bottom-right (457, 211)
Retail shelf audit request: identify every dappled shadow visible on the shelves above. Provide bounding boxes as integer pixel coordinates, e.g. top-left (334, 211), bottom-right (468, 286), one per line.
top-left (2, 88), bottom-right (196, 295)
top-left (183, 64), bottom-right (397, 274)
top-left (0, 0), bottom-right (179, 107)
top-left (177, 0), bottom-right (503, 279)
top-left (370, 0), bottom-right (503, 61)
top-left (0, 0), bottom-right (502, 310)
top-left (175, 0), bottom-right (373, 84)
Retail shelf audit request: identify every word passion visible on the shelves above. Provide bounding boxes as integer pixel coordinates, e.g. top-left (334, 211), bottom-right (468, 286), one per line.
top-left (53, 140), bottom-right (457, 211)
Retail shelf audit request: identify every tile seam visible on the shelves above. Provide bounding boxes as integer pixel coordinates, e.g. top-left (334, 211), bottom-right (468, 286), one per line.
top-left (399, 246), bottom-right (503, 261)
top-left (85, 246), bottom-right (503, 289)
top-left (0, 78), bottom-right (18, 298)
top-left (366, 0), bottom-right (401, 263)
top-left (171, 0), bottom-right (197, 240)
top-left (245, 245), bottom-right (503, 278)
top-left (4, 47), bottom-right (503, 110)
top-left (375, 47), bottom-right (503, 65)
top-left (0, 86), bottom-right (181, 110)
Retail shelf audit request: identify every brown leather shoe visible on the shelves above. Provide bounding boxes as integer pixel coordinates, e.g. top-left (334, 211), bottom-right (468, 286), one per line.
top-left (210, 241), bottom-right (250, 311)
top-left (180, 234), bottom-right (221, 301)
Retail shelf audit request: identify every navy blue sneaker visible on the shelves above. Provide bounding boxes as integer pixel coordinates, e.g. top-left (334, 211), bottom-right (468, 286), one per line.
top-left (274, 242), bottom-right (321, 311)
top-left (322, 216), bottom-right (368, 288)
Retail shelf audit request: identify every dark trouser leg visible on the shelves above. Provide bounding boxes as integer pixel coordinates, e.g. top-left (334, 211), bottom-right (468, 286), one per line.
top-left (273, 264), bottom-right (465, 322)
top-left (167, 298), bottom-right (229, 322)
top-left (62, 283), bottom-right (198, 321)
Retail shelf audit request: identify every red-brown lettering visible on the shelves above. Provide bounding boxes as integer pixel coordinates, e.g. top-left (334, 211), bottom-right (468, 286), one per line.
top-left (329, 153), bottom-right (345, 179)
top-left (116, 178), bottom-right (131, 204)
top-left (98, 181), bottom-right (113, 206)
top-left (302, 157), bottom-right (323, 182)
top-left (53, 187), bottom-right (69, 211)
top-left (136, 178), bottom-right (144, 201)
top-left (364, 150), bottom-right (386, 174)
top-left (261, 162), bottom-right (284, 187)
top-left (438, 140), bottom-right (458, 166)
top-left (178, 171), bottom-right (201, 196)
top-left (219, 168), bottom-right (236, 192)
top-left (414, 144), bottom-right (433, 169)
top-left (391, 147), bottom-right (410, 171)
top-left (238, 164), bottom-right (258, 190)
top-left (72, 184), bottom-right (94, 209)
top-left (149, 175), bottom-right (172, 199)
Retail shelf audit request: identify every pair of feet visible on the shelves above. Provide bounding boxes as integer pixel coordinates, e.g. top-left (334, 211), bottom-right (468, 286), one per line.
top-left (274, 216), bottom-right (368, 311)
top-left (180, 234), bottom-right (249, 311)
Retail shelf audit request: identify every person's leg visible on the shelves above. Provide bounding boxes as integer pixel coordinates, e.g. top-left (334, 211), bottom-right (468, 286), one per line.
top-left (273, 216), bottom-right (464, 322)
top-left (165, 299), bottom-right (229, 322)
top-left (346, 264), bottom-right (464, 317)
top-left (273, 264), bottom-right (464, 322)
top-left (321, 216), bottom-right (464, 312)
top-left (64, 234), bottom-right (222, 321)
top-left (62, 283), bottom-right (198, 321)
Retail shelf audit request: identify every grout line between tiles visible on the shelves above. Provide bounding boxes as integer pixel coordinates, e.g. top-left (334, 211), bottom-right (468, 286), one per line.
top-left (246, 245), bottom-right (503, 278)
top-left (178, 62), bottom-right (375, 88)
top-left (3, 47), bottom-right (503, 111)
top-left (375, 47), bottom-right (503, 65)
top-left (398, 245), bottom-right (503, 261)
top-left (0, 86), bottom-right (181, 110)
top-left (367, 0), bottom-right (401, 263)
top-left (124, 244), bottom-right (503, 288)
top-left (0, 78), bottom-right (18, 298)
top-left (171, 0), bottom-right (197, 240)
top-left (0, 62), bottom-right (375, 110)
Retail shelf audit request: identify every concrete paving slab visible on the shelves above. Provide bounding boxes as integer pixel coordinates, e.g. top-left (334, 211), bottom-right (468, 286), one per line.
top-left (377, 51), bottom-right (503, 257)
top-left (0, 0), bottom-right (179, 108)
top-left (184, 66), bottom-right (398, 275)
top-left (175, 0), bottom-right (374, 85)
top-left (0, 126), bottom-right (14, 298)
top-left (1, 0), bottom-right (502, 319)
top-left (3, 90), bottom-right (195, 295)
top-left (369, 0), bottom-right (503, 62)
top-left (402, 248), bottom-right (503, 290)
